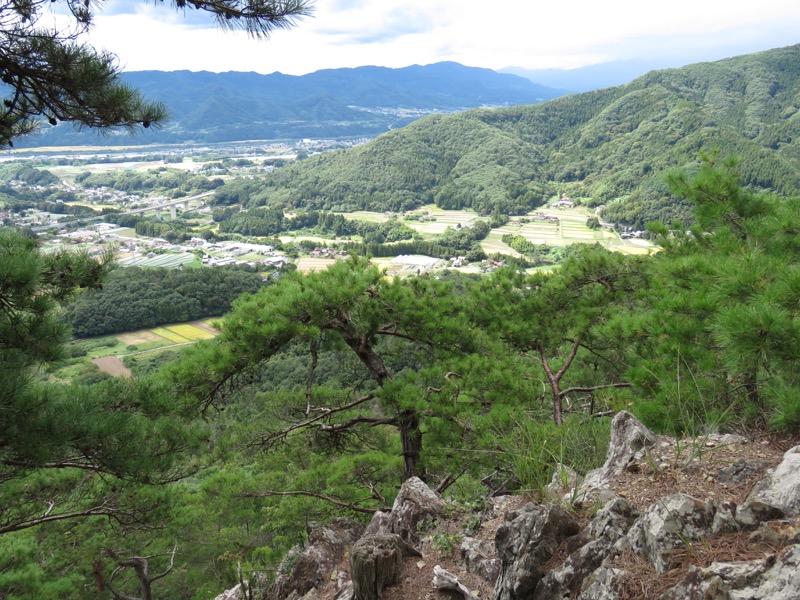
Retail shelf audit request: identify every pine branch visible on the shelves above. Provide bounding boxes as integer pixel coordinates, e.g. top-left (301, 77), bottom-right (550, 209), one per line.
top-left (242, 490), bottom-right (387, 514)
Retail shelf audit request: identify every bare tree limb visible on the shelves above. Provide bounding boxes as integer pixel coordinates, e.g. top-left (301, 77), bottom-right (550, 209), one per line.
top-left (558, 382), bottom-right (632, 397)
top-left (242, 490), bottom-right (387, 514)
top-left (435, 469), bottom-right (467, 495)
top-left (0, 501), bottom-right (115, 535)
top-left (555, 336), bottom-right (583, 383)
top-left (253, 393), bottom-right (377, 447)
top-left (305, 337), bottom-right (320, 416)
top-left (319, 416), bottom-right (396, 433)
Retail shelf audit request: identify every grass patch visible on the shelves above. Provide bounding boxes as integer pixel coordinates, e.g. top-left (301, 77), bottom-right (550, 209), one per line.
top-left (68, 336), bottom-right (128, 358)
top-left (123, 347), bottom-right (187, 376)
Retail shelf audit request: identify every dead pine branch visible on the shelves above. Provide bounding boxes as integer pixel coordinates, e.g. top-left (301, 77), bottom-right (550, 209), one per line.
top-left (241, 490), bottom-right (389, 514)
top-left (252, 393), bottom-right (377, 448)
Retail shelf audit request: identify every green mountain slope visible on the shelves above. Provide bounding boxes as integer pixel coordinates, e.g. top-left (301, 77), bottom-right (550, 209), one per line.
top-left (15, 63), bottom-right (566, 148)
top-left (260, 45), bottom-right (800, 226)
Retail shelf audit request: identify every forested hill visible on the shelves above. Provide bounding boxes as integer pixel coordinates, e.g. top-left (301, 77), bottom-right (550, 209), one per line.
top-left (257, 44), bottom-right (800, 227)
top-left (15, 63), bottom-right (565, 148)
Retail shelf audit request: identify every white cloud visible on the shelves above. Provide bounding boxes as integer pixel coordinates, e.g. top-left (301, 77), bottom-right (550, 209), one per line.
top-left (82, 0), bottom-right (800, 74)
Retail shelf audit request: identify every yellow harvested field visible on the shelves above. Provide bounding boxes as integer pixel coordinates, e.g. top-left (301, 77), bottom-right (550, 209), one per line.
top-left (116, 330), bottom-right (163, 345)
top-left (297, 257), bottom-right (337, 272)
top-left (166, 324), bottom-right (215, 340)
top-left (150, 327), bottom-right (191, 343)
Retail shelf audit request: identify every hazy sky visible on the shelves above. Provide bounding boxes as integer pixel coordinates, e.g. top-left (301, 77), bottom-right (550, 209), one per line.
top-left (75, 0), bottom-right (800, 74)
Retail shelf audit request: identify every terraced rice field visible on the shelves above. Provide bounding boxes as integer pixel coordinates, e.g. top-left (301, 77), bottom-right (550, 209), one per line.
top-left (493, 221), bottom-right (559, 244)
top-left (480, 233), bottom-right (523, 257)
top-left (148, 323), bottom-right (216, 343)
top-left (405, 206), bottom-right (484, 236)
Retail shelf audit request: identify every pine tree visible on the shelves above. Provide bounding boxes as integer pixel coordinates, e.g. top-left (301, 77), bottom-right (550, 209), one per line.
top-left (0, 0), bottom-right (312, 146)
top-left (0, 229), bottom-right (203, 534)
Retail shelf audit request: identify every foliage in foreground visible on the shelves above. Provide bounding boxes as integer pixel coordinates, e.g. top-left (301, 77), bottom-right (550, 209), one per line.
top-left (4, 154), bottom-right (800, 598)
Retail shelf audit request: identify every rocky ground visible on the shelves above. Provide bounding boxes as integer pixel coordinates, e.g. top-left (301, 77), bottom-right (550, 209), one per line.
top-left (216, 412), bottom-right (800, 600)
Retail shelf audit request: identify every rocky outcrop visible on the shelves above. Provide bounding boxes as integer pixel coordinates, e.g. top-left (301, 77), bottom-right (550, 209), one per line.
top-left (460, 537), bottom-right (501, 584)
top-left (489, 418), bottom-right (800, 600)
top-left (493, 503), bottom-right (581, 599)
top-left (387, 476), bottom-right (446, 544)
top-left (660, 545), bottom-right (800, 599)
top-left (747, 445), bottom-right (800, 516)
top-left (625, 493), bottom-right (716, 574)
top-left (214, 417), bottom-right (800, 600)
top-left (267, 517), bottom-right (364, 600)
top-left (533, 498), bottom-right (638, 599)
top-left (571, 410), bottom-right (658, 504)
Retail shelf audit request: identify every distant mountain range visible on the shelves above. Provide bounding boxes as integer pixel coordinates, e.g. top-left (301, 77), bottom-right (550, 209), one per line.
top-left (15, 62), bottom-right (567, 148)
top-left (253, 45), bottom-right (800, 228)
top-left (501, 59), bottom-right (681, 92)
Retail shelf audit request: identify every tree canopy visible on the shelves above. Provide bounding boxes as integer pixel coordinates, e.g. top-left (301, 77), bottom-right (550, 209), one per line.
top-left (0, 229), bottom-right (204, 534)
top-left (0, 0), bottom-right (312, 146)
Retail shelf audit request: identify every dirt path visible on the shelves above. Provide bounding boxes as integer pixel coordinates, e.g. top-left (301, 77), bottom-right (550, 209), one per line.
top-left (92, 356), bottom-right (132, 378)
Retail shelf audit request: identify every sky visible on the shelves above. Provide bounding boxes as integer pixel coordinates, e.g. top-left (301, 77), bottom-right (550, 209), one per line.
top-left (68, 0), bottom-right (800, 75)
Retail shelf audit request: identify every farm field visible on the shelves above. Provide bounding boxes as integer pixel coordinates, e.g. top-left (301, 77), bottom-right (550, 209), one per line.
top-left (480, 233), bottom-right (523, 257)
top-left (297, 257), bottom-right (338, 272)
top-left (92, 356), bottom-right (131, 378)
top-left (86, 321), bottom-right (220, 377)
top-left (120, 253), bottom-right (197, 268)
top-left (331, 204), bottom-right (654, 258)
top-left (405, 206), bottom-right (483, 236)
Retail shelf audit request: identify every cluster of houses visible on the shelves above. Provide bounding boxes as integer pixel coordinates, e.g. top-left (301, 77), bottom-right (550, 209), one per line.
top-left (552, 195), bottom-right (576, 209)
top-left (529, 212), bottom-right (561, 224)
top-left (49, 223), bottom-right (294, 270)
top-left (620, 230), bottom-right (647, 239)
top-left (78, 185), bottom-right (145, 207)
top-left (309, 247), bottom-right (349, 258)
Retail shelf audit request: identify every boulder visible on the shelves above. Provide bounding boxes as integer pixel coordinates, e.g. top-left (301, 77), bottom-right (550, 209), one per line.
top-left (460, 536), bottom-right (500, 584)
top-left (661, 544), bottom-right (800, 599)
top-left (533, 498), bottom-right (638, 599)
top-left (575, 566), bottom-right (623, 600)
top-left (363, 510), bottom-right (391, 537)
top-left (626, 493), bottom-right (715, 574)
top-left (747, 445), bottom-right (800, 516)
top-left (432, 565), bottom-right (479, 599)
top-left (546, 463), bottom-right (580, 499)
top-left (571, 411), bottom-right (657, 504)
top-left (214, 583), bottom-right (245, 600)
top-left (387, 476), bottom-right (446, 544)
top-left (493, 503), bottom-right (581, 600)
top-left (267, 517), bottom-right (365, 600)
top-left (734, 500), bottom-right (784, 529)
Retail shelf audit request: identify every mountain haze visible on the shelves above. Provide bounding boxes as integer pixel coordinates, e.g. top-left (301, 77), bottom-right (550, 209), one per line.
top-left (501, 59), bottom-right (680, 92)
top-left (258, 45), bottom-right (800, 227)
top-left (15, 63), bottom-right (566, 147)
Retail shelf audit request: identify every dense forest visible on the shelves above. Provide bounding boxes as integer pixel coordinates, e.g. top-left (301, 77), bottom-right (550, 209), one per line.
top-left (250, 45), bottom-right (800, 227)
top-left (60, 266), bottom-right (267, 337)
top-left (3, 152), bottom-right (800, 598)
